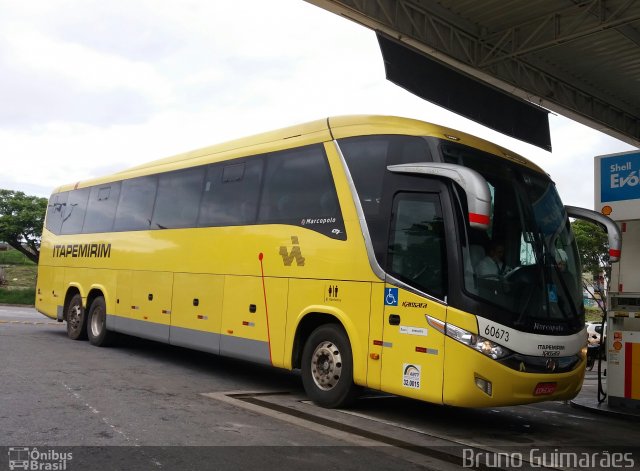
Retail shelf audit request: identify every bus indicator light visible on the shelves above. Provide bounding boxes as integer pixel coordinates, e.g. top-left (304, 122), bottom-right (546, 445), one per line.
top-left (533, 382), bottom-right (557, 396)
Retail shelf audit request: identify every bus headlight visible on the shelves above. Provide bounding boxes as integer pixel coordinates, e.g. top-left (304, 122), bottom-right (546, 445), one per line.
top-left (445, 323), bottom-right (511, 360)
top-left (474, 337), bottom-right (510, 360)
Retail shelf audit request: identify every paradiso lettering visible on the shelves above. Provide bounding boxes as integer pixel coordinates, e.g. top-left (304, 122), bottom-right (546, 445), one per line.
top-left (52, 243), bottom-right (111, 258)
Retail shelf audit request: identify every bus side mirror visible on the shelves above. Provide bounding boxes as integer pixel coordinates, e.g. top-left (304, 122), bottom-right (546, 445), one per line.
top-left (387, 162), bottom-right (491, 230)
top-left (565, 205), bottom-right (622, 263)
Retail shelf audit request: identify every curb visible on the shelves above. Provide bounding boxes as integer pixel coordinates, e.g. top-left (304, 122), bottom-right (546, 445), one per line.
top-left (570, 399), bottom-right (640, 420)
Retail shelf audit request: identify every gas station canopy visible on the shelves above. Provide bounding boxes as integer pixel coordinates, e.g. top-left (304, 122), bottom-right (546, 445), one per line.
top-left (305, 0), bottom-right (640, 151)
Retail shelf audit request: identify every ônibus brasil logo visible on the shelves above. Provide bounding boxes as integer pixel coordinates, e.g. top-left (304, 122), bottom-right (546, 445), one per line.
top-left (8, 447), bottom-right (73, 471)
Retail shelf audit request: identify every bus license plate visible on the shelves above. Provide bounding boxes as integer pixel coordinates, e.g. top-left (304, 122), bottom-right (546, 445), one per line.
top-left (533, 382), bottom-right (557, 396)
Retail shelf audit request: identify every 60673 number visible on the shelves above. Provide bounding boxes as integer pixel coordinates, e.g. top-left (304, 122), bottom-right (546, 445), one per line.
top-left (484, 325), bottom-right (510, 342)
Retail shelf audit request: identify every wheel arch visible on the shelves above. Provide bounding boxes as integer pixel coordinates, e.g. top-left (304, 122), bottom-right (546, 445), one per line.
top-left (290, 306), bottom-right (367, 386)
top-left (291, 311), bottom-right (342, 370)
top-left (63, 286), bottom-right (83, 321)
top-left (86, 285), bottom-right (108, 312)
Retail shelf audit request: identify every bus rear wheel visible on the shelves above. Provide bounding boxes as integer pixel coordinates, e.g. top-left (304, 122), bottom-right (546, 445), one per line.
top-left (87, 296), bottom-right (114, 347)
top-left (301, 324), bottom-right (359, 408)
top-left (66, 293), bottom-right (87, 340)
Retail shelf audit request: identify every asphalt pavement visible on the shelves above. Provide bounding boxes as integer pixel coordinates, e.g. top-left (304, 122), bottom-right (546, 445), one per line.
top-left (2, 305), bottom-right (640, 471)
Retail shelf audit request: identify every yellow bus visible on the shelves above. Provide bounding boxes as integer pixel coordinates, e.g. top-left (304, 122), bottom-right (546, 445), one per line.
top-left (35, 115), bottom-right (620, 408)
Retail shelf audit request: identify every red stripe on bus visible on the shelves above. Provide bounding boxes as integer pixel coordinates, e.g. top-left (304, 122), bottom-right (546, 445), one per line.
top-left (258, 252), bottom-right (273, 365)
top-left (469, 213), bottom-right (490, 225)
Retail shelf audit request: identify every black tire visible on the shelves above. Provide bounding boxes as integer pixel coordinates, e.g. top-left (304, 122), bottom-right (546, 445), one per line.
top-left (87, 296), bottom-right (115, 347)
top-left (66, 293), bottom-right (87, 340)
top-left (301, 324), bottom-right (359, 408)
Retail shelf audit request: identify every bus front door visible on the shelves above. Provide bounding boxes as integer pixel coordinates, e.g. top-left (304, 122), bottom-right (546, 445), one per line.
top-left (380, 287), bottom-right (445, 403)
top-left (379, 190), bottom-right (449, 403)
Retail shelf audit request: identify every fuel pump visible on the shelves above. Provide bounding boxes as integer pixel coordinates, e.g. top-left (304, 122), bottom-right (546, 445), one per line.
top-left (595, 150), bottom-right (640, 413)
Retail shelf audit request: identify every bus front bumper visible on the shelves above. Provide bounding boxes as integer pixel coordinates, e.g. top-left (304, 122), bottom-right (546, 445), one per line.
top-left (442, 337), bottom-right (586, 408)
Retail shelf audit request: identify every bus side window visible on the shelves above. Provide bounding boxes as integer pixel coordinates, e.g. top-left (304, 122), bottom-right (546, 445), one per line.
top-left (198, 158), bottom-right (263, 227)
top-left (46, 192), bottom-right (69, 235)
top-left (113, 176), bottom-right (158, 232)
top-left (152, 167), bottom-right (205, 229)
top-left (388, 192), bottom-right (446, 298)
top-left (82, 183), bottom-right (121, 233)
top-left (60, 188), bottom-right (90, 235)
top-left (258, 145), bottom-right (338, 224)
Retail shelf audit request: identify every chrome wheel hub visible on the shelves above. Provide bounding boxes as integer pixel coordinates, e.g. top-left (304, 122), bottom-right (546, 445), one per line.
top-left (90, 305), bottom-right (104, 338)
top-left (311, 341), bottom-right (342, 391)
top-left (69, 305), bottom-right (81, 329)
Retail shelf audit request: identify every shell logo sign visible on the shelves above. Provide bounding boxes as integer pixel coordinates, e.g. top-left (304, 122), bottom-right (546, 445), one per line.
top-left (595, 151), bottom-right (640, 220)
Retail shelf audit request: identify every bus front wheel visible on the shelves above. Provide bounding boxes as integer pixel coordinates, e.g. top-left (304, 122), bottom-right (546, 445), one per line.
top-left (66, 293), bottom-right (87, 340)
top-left (301, 324), bottom-right (359, 408)
top-left (87, 296), bottom-right (114, 347)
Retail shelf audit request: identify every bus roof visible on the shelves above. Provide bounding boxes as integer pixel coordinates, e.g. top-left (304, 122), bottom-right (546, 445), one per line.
top-left (54, 115), bottom-right (545, 193)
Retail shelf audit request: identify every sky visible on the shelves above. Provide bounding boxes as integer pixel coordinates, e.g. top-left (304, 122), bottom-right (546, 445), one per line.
top-left (1, 0), bottom-right (636, 208)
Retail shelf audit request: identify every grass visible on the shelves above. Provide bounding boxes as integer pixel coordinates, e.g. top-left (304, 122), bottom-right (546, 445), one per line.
top-left (0, 288), bottom-right (35, 305)
top-left (0, 249), bottom-right (35, 265)
top-left (0, 248), bottom-right (37, 305)
top-left (2, 264), bottom-right (37, 290)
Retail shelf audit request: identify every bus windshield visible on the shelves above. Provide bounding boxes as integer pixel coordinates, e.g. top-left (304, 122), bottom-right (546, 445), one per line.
top-left (338, 134), bottom-right (584, 335)
top-left (444, 143), bottom-right (584, 333)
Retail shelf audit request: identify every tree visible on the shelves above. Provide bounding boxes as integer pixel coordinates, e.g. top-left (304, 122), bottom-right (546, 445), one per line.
top-left (572, 218), bottom-right (610, 309)
top-left (572, 219), bottom-right (611, 403)
top-left (0, 189), bottom-right (48, 263)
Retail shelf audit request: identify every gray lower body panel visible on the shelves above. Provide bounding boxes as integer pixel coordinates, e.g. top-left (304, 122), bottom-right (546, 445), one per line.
top-left (113, 316), bottom-right (169, 343)
top-left (170, 325), bottom-right (220, 355)
top-left (220, 335), bottom-right (271, 365)
top-left (106, 314), bottom-right (270, 365)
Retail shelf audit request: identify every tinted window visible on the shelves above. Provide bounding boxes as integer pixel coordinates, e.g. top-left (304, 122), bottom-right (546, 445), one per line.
top-left (114, 176), bottom-right (158, 231)
top-left (82, 183), bottom-right (121, 233)
top-left (339, 135), bottom-right (432, 217)
top-left (198, 158), bottom-right (263, 226)
top-left (152, 168), bottom-right (205, 229)
top-left (60, 188), bottom-right (90, 235)
top-left (388, 192), bottom-right (446, 298)
top-left (46, 192), bottom-right (69, 235)
top-left (258, 146), bottom-right (344, 239)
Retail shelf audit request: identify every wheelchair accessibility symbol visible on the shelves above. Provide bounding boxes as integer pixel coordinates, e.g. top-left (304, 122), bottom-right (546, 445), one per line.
top-left (384, 288), bottom-right (398, 306)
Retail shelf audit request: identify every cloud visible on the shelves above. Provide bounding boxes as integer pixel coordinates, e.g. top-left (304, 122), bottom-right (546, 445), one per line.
top-left (46, 2), bottom-right (185, 62)
top-left (0, 0), bottom-right (635, 208)
top-left (0, 63), bottom-right (156, 127)
top-left (0, 23), bottom-right (169, 127)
